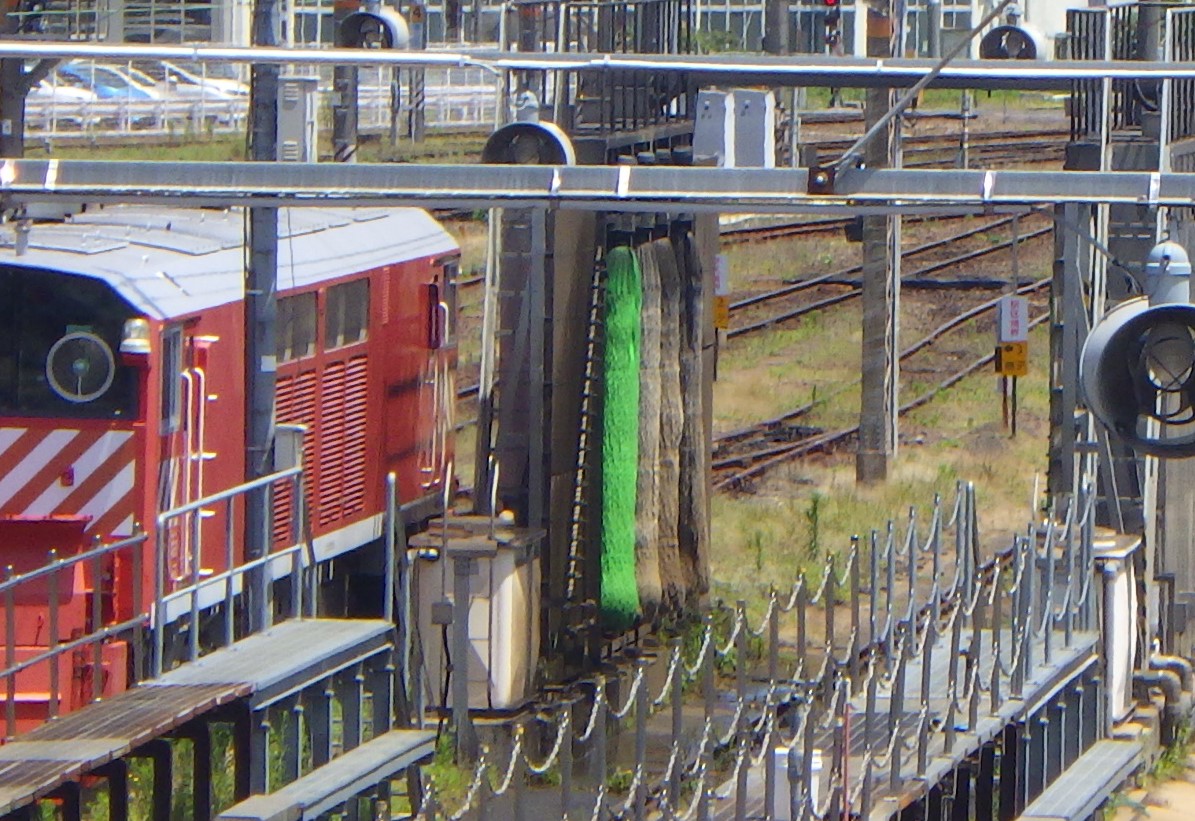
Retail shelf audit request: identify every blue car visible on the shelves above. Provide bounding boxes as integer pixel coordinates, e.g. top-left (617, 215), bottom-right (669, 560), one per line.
top-left (57, 62), bottom-right (162, 101)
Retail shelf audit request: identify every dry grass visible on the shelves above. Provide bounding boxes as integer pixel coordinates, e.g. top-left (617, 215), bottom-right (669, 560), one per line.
top-left (710, 219), bottom-right (1055, 615)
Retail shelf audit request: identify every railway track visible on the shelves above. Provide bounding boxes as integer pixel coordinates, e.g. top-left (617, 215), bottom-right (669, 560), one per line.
top-left (712, 286), bottom-right (1050, 491)
top-left (728, 215), bottom-right (1051, 338)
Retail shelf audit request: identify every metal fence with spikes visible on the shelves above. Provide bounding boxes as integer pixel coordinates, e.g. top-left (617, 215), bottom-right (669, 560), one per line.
top-left (417, 480), bottom-right (1114, 821)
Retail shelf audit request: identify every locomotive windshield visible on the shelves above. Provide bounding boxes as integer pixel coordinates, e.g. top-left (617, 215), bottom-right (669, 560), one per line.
top-left (0, 267), bottom-right (139, 419)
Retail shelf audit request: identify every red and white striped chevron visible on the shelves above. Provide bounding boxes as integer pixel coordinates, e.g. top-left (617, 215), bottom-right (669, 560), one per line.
top-left (0, 426), bottom-right (137, 538)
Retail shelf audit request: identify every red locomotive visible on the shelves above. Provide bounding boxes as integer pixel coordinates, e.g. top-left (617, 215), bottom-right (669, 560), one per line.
top-left (0, 204), bottom-right (459, 731)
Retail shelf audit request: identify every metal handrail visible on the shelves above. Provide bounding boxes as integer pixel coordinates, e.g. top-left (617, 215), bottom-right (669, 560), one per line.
top-left (152, 464), bottom-right (308, 677)
top-left (155, 466), bottom-right (301, 525)
top-left (0, 532), bottom-right (146, 594)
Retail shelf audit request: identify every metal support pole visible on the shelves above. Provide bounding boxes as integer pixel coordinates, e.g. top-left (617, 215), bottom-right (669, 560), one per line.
top-left (339, 664), bottom-right (365, 751)
top-left (634, 656), bottom-right (649, 820)
top-left (307, 682), bottom-right (335, 767)
top-left (976, 744), bottom-right (995, 821)
top-left (369, 651), bottom-right (397, 734)
top-left (233, 708), bottom-right (252, 801)
top-left (765, 601), bottom-right (779, 817)
top-left (408, 5), bottom-right (427, 143)
top-left (927, 0), bottom-right (943, 59)
top-left (998, 724), bottom-right (1019, 821)
top-left (734, 603), bottom-right (748, 820)
top-left (952, 764), bottom-right (972, 821)
top-left (560, 701), bottom-right (574, 819)
top-left (452, 555), bottom-right (479, 761)
top-left (191, 724), bottom-right (212, 821)
top-left (250, 709), bottom-right (271, 796)
top-left (53, 782), bottom-right (81, 821)
top-left (246, 0), bottom-right (280, 635)
top-left (284, 695), bottom-right (303, 783)
top-left (98, 759), bottom-right (129, 821)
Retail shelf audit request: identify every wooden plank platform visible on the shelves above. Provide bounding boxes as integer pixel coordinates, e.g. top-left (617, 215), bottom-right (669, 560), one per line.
top-left (0, 619), bottom-right (394, 817)
top-left (214, 728), bottom-right (436, 821)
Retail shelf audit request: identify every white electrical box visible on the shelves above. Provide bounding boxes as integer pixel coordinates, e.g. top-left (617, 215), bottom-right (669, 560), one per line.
top-left (693, 90), bottom-right (735, 167)
top-left (733, 89), bottom-right (777, 168)
top-left (1096, 535), bottom-right (1141, 724)
top-left (415, 534), bottom-right (541, 711)
top-left (276, 76), bottom-right (319, 163)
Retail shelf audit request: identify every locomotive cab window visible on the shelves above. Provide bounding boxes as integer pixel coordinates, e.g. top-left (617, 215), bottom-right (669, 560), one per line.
top-left (0, 267), bottom-right (138, 419)
top-left (439, 259), bottom-right (459, 347)
top-left (325, 279), bottom-right (369, 350)
top-left (160, 326), bottom-right (183, 433)
top-left (277, 292), bottom-right (317, 362)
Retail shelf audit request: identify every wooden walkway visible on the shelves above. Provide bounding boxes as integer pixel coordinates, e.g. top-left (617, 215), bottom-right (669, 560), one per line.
top-left (0, 619), bottom-right (394, 817)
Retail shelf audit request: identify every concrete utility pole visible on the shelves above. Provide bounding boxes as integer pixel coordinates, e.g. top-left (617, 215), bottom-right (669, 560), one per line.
top-left (856, 2), bottom-right (901, 484)
top-left (245, 0), bottom-right (280, 625)
top-left (0, 1), bottom-right (59, 159)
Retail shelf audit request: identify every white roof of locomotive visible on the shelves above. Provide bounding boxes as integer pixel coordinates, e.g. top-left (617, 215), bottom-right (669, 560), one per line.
top-left (0, 205), bottom-right (459, 320)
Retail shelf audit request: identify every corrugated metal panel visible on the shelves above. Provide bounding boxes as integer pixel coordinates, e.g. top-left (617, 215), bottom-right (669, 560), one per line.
top-left (122, 230), bottom-right (225, 256)
top-left (317, 362), bottom-right (347, 527)
top-left (0, 206), bottom-right (459, 320)
top-left (339, 355), bottom-right (369, 517)
top-left (274, 370), bottom-right (317, 545)
top-left (0, 223), bottom-right (127, 255)
top-left (315, 356), bottom-right (369, 526)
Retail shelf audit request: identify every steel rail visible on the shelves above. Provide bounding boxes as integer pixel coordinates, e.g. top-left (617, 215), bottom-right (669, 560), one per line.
top-left (0, 42), bottom-right (1193, 90)
top-left (8, 161), bottom-right (1191, 212)
top-left (713, 299), bottom-right (1050, 483)
top-left (728, 213), bottom-right (1020, 312)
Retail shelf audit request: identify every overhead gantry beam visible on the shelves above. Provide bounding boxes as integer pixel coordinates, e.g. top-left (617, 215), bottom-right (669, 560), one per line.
top-left (2, 160), bottom-right (1193, 214)
top-left (0, 41), bottom-right (1189, 91)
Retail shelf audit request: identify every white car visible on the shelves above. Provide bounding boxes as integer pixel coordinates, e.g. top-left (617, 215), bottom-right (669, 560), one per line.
top-left (26, 77), bottom-right (98, 128)
top-left (29, 78), bottom-right (97, 103)
top-left (133, 59), bottom-right (248, 99)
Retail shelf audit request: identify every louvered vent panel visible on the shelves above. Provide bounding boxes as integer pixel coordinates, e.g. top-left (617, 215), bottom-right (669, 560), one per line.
top-left (273, 371), bottom-right (317, 545)
top-left (318, 362), bottom-right (348, 526)
top-left (338, 355), bottom-right (370, 517)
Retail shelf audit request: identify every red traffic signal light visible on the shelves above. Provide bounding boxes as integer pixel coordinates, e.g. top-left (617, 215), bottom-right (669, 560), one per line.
top-left (824, 0), bottom-right (839, 6)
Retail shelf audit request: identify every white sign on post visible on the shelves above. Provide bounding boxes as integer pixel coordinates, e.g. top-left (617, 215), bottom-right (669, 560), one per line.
top-left (998, 295), bottom-right (1029, 343)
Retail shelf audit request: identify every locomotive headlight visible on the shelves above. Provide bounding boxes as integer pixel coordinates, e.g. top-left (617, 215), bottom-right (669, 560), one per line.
top-left (120, 318), bottom-right (152, 355)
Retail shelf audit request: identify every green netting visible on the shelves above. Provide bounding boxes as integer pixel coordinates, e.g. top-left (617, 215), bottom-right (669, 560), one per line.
top-left (601, 246), bottom-right (642, 630)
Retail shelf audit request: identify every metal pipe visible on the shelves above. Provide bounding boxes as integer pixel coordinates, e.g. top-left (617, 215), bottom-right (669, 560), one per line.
top-left (18, 161), bottom-right (1195, 212)
top-left (2, 41), bottom-right (1195, 88)
top-left (1151, 654), bottom-right (1194, 692)
top-left (634, 656), bottom-right (649, 820)
top-left (1134, 669), bottom-right (1184, 746)
top-left (385, 472), bottom-right (397, 623)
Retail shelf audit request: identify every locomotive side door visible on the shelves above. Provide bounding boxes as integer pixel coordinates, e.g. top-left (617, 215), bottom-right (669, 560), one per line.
top-left (157, 327), bottom-right (217, 587)
top-left (418, 257), bottom-right (459, 493)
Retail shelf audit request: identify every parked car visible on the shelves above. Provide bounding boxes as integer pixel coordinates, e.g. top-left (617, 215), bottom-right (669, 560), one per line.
top-left (58, 61), bottom-right (162, 100)
top-left (137, 60), bottom-right (249, 98)
top-left (29, 77), bottom-right (97, 104)
top-left (25, 77), bottom-right (98, 128)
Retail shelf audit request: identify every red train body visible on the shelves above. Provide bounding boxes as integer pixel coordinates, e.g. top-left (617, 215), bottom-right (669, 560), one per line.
top-left (0, 205), bottom-right (458, 731)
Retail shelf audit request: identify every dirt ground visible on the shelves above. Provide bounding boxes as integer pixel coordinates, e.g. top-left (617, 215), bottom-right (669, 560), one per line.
top-left (1111, 753), bottom-right (1195, 820)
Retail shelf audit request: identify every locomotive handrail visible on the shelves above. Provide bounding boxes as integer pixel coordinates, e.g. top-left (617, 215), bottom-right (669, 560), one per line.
top-left (154, 466), bottom-right (303, 525)
top-left (1, 533), bottom-right (148, 737)
top-left (153, 465), bottom-right (310, 677)
top-left (0, 532), bottom-right (147, 593)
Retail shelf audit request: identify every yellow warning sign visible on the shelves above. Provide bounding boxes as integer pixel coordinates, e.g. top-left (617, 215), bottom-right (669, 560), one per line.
top-left (995, 341), bottom-right (1029, 377)
top-left (714, 295), bottom-right (730, 330)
